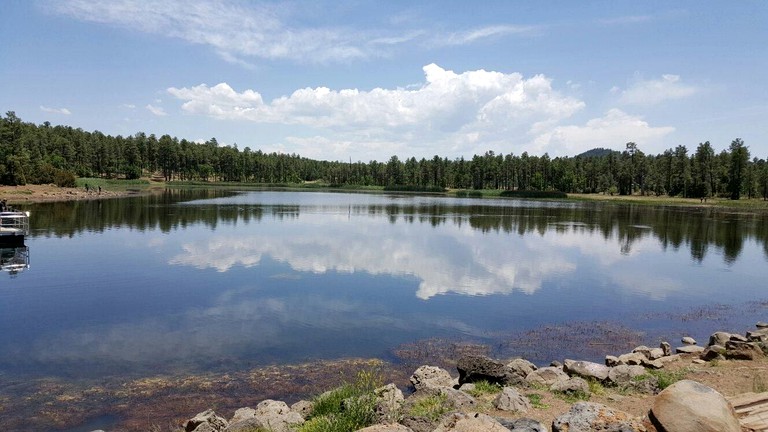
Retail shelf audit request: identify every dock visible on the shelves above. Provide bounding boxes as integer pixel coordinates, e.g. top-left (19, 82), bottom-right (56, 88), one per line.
top-left (0, 211), bottom-right (30, 245)
top-left (729, 391), bottom-right (768, 432)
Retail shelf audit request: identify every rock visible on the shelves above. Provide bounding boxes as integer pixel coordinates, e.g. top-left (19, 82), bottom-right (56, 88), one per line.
top-left (708, 332), bottom-right (732, 347)
top-left (692, 359), bottom-right (706, 364)
top-left (374, 383), bottom-right (405, 423)
top-left (456, 355), bottom-right (523, 386)
top-left (607, 365), bottom-right (647, 385)
top-left (656, 353), bottom-right (682, 365)
top-left (633, 345), bottom-right (652, 358)
top-left (229, 407), bottom-right (255, 424)
top-left (290, 400), bottom-right (313, 419)
top-left (682, 336), bottom-right (697, 345)
top-left (550, 377), bottom-right (590, 396)
top-left (400, 415), bottom-right (436, 432)
top-left (660, 341), bottom-right (672, 356)
top-left (563, 359), bottom-right (610, 381)
top-left (642, 358), bottom-right (665, 369)
top-left (552, 402), bottom-right (645, 432)
top-left (494, 417), bottom-right (548, 431)
top-left (356, 424), bottom-right (413, 432)
top-left (730, 333), bottom-right (748, 342)
top-left (757, 321), bottom-right (768, 328)
top-left (184, 410), bottom-right (228, 432)
top-left (506, 358), bottom-right (537, 378)
top-left (457, 383), bottom-right (475, 392)
top-left (725, 340), bottom-right (765, 360)
top-left (225, 400), bottom-right (304, 432)
top-left (650, 380), bottom-right (740, 432)
top-left (433, 412), bottom-right (510, 432)
top-left (410, 365), bottom-right (454, 391)
top-left (648, 347), bottom-right (665, 360)
top-left (605, 355), bottom-right (619, 367)
top-left (493, 387), bottom-right (531, 412)
top-left (676, 345), bottom-right (705, 354)
top-left (524, 366), bottom-right (569, 387)
top-left (617, 352), bottom-right (647, 365)
top-left (700, 344), bottom-right (726, 361)
top-left (550, 360), bottom-right (563, 368)
top-left (433, 387), bottom-right (476, 410)
top-left (747, 328), bottom-right (768, 342)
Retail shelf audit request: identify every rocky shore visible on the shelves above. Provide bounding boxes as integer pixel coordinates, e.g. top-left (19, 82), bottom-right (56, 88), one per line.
top-left (176, 323), bottom-right (768, 432)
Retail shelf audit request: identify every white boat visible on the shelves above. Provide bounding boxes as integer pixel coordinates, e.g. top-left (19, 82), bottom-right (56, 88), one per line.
top-left (0, 210), bottom-right (30, 243)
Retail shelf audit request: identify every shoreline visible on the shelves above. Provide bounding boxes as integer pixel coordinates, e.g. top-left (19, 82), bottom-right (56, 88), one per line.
top-left (4, 181), bottom-right (768, 213)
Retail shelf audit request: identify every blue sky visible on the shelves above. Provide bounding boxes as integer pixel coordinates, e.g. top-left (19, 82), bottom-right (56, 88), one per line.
top-left (2, 1), bottom-right (767, 162)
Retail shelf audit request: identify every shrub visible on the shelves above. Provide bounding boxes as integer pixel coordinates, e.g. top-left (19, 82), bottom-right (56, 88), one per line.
top-left (465, 380), bottom-right (502, 397)
top-left (54, 169), bottom-right (77, 188)
top-left (499, 190), bottom-right (567, 199)
top-left (406, 393), bottom-right (450, 422)
top-left (298, 369), bottom-right (382, 432)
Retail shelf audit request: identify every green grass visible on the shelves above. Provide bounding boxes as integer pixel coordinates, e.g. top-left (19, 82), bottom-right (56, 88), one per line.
top-left (406, 393), bottom-right (450, 422)
top-left (646, 368), bottom-right (689, 390)
top-left (297, 369), bottom-right (382, 432)
top-left (76, 177), bottom-right (150, 190)
top-left (753, 374), bottom-right (767, 393)
top-left (526, 393), bottom-right (549, 409)
top-left (465, 380), bottom-right (502, 397)
top-left (587, 378), bottom-right (606, 396)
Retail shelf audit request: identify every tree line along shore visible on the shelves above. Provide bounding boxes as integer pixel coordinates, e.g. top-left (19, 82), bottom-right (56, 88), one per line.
top-left (2, 111), bottom-right (767, 202)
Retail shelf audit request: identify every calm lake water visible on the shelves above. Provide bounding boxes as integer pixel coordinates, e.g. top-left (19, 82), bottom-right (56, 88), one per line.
top-left (1, 189), bottom-right (767, 430)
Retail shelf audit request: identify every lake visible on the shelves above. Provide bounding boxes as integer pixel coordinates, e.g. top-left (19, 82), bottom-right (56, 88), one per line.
top-left (1, 189), bottom-right (767, 430)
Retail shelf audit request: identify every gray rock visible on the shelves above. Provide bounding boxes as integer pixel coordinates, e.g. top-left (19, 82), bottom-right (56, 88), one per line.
top-left (617, 352), bottom-right (647, 365)
top-left (290, 400), bottom-right (313, 420)
top-left (725, 340), bottom-right (765, 360)
top-left (374, 383), bottom-right (404, 423)
top-left (747, 328), bottom-right (768, 342)
top-left (675, 345), bottom-right (705, 354)
top-left (656, 353), bottom-right (682, 365)
top-left (506, 358), bottom-right (537, 378)
top-left (356, 424), bottom-right (413, 432)
top-left (433, 387), bottom-right (476, 410)
top-left (185, 410), bottom-right (228, 432)
top-left (730, 333), bottom-right (748, 342)
top-left (524, 366), bottom-right (569, 387)
top-left (457, 383), bottom-right (475, 392)
top-left (494, 417), bottom-right (548, 432)
top-left (550, 360), bottom-right (563, 368)
top-left (552, 402), bottom-right (645, 432)
top-left (681, 336), bottom-right (697, 345)
top-left (433, 412), bottom-right (510, 432)
top-left (400, 416), bottom-right (435, 432)
top-left (700, 344), bottom-right (726, 361)
top-left (708, 332), bottom-right (732, 347)
top-left (229, 407), bottom-right (255, 424)
top-left (563, 359), bottom-right (610, 381)
top-left (225, 400), bottom-right (304, 432)
top-left (660, 341), bottom-right (672, 356)
top-left (632, 345), bottom-right (652, 358)
top-left (607, 364), bottom-right (646, 385)
top-left (410, 365), bottom-right (454, 391)
top-left (642, 358), bottom-right (665, 369)
top-left (605, 355), bottom-right (619, 367)
top-left (650, 380), bottom-right (741, 432)
top-left (456, 355), bottom-right (523, 386)
top-left (493, 386), bottom-right (531, 412)
top-left (648, 347), bottom-right (665, 360)
top-left (550, 376), bottom-right (590, 396)
top-left (757, 321), bottom-right (768, 328)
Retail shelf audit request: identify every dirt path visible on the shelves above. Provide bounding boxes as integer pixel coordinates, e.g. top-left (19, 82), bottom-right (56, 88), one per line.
top-left (0, 184), bottom-right (157, 205)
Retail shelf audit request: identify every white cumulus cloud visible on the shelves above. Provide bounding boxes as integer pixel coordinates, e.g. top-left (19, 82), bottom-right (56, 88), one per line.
top-left (40, 106), bottom-right (71, 115)
top-left (616, 74), bottom-right (698, 106)
top-left (532, 109), bottom-right (675, 155)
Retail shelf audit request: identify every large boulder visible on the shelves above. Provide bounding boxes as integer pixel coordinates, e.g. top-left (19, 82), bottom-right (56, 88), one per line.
top-left (563, 359), bottom-right (610, 381)
top-left (675, 345), bottom-right (705, 354)
top-left (552, 402), bottom-right (645, 432)
top-left (650, 380), bottom-right (740, 432)
top-left (225, 400), bottom-right (304, 432)
top-left (708, 332), bottom-right (733, 347)
top-left (432, 387), bottom-right (476, 410)
top-left (700, 345), bottom-right (726, 361)
top-left (433, 412), bottom-right (510, 432)
top-left (746, 328), bottom-right (768, 342)
top-left (456, 355), bottom-right (523, 386)
top-left (410, 365), bottom-right (454, 391)
top-left (290, 400), bottom-right (313, 419)
top-left (616, 352), bottom-right (648, 365)
top-left (493, 387), bottom-right (531, 412)
top-left (184, 410), bottom-right (228, 432)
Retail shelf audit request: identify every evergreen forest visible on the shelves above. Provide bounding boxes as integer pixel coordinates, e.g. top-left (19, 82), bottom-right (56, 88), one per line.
top-left (2, 111), bottom-right (767, 200)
